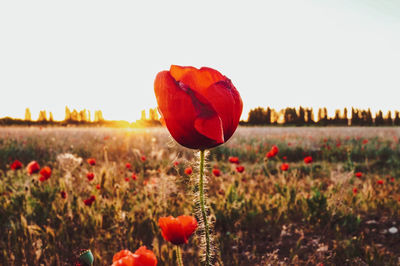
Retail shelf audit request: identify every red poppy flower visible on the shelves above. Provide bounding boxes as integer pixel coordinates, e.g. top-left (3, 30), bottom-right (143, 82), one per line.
top-left (87, 158), bottom-right (96, 166)
top-left (27, 161), bottom-right (40, 175)
top-left (38, 166), bottom-right (52, 181)
top-left (212, 168), bottom-right (221, 177)
top-left (280, 163), bottom-right (289, 171)
top-left (61, 191), bottom-right (67, 199)
top-left (125, 163), bottom-right (131, 169)
top-left (352, 187), bottom-right (358, 195)
top-left (377, 180), bottom-right (384, 185)
top-left (112, 246), bottom-right (157, 266)
top-left (83, 195), bottom-right (96, 206)
top-left (131, 173), bottom-right (137, 180)
top-left (236, 165), bottom-right (244, 173)
top-left (96, 184), bottom-right (101, 190)
top-left (355, 172), bottom-right (362, 178)
top-left (173, 161), bottom-right (179, 166)
top-left (154, 65), bottom-right (243, 150)
top-left (304, 156), bottom-right (313, 164)
top-left (184, 167), bottom-right (193, 175)
top-left (362, 139), bottom-right (368, 145)
top-left (10, 160), bottom-right (22, 170)
top-left (266, 145), bottom-right (279, 158)
top-left (228, 156), bottom-right (240, 164)
top-left (87, 172), bottom-right (95, 181)
top-left (282, 156), bottom-right (287, 161)
top-left (141, 156), bottom-right (146, 162)
top-left (158, 215), bottom-right (198, 245)
top-left (125, 177), bottom-right (130, 182)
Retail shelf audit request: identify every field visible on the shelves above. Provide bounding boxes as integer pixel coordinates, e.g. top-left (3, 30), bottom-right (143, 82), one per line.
top-left (1, 126), bottom-right (400, 265)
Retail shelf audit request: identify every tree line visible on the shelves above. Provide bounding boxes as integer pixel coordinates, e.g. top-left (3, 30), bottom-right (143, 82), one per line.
top-left (0, 107), bottom-right (161, 127)
top-left (243, 106), bottom-right (400, 126)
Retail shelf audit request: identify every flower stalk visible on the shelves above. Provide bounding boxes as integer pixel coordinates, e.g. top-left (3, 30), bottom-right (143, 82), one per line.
top-left (176, 246), bottom-right (183, 266)
top-left (199, 149), bottom-right (211, 265)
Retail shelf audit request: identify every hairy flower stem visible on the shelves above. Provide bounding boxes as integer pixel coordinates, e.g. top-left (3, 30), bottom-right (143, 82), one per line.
top-left (199, 149), bottom-right (211, 265)
top-left (176, 246), bottom-right (183, 266)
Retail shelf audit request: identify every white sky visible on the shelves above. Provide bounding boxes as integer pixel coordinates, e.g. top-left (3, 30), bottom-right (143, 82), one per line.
top-left (0, 0), bottom-right (399, 121)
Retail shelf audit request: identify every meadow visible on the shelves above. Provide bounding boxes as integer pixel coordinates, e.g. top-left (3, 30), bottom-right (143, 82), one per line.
top-left (0, 126), bottom-right (399, 265)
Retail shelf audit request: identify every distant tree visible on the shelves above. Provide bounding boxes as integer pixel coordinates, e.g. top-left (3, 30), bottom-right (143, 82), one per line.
top-left (38, 110), bottom-right (47, 122)
top-left (343, 108), bottom-right (348, 125)
top-left (24, 108), bottom-right (31, 121)
top-left (270, 109), bottom-right (279, 124)
top-left (384, 111), bottom-right (393, 126)
top-left (247, 107), bottom-right (268, 125)
top-left (394, 111), bottom-right (400, 126)
top-left (70, 109), bottom-right (79, 121)
top-left (375, 110), bottom-right (384, 126)
top-left (265, 107), bottom-right (271, 125)
top-left (149, 108), bottom-right (159, 121)
top-left (94, 110), bottom-right (104, 122)
top-left (306, 108), bottom-right (314, 125)
top-left (141, 110), bottom-right (146, 121)
top-left (65, 106), bottom-right (71, 121)
top-left (49, 112), bottom-right (54, 122)
top-left (297, 106), bottom-right (306, 125)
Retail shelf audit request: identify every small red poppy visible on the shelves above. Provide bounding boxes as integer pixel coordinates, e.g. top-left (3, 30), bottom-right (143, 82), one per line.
top-left (355, 172), bottom-right (362, 178)
top-left (236, 165), bottom-right (244, 173)
top-left (112, 246), bottom-right (157, 266)
top-left (266, 145), bottom-right (279, 158)
top-left (125, 163), bottom-right (131, 169)
top-left (83, 195), bottom-right (96, 206)
top-left (184, 167), bottom-right (193, 175)
top-left (96, 184), bottom-right (101, 190)
top-left (304, 156), bottom-right (313, 164)
top-left (280, 163), bottom-right (289, 171)
top-left (141, 156), bottom-right (146, 162)
top-left (173, 161), bottom-right (179, 166)
top-left (131, 173), bottom-right (137, 180)
top-left (125, 177), bottom-right (130, 182)
top-left (10, 160), bottom-right (22, 170)
top-left (228, 156), bottom-right (240, 164)
top-left (87, 158), bottom-right (96, 166)
top-left (282, 156), bottom-right (287, 160)
top-left (377, 180), bottom-right (384, 185)
top-left (158, 215), bottom-right (198, 245)
top-left (352, 187), bottom-right (358, 195)
top-left (39, 166), bottom-right (52, 181)
top-left (87, 172), bottom-right (95, 181)
top-left (212, 168), bottom-right (221, 177)
top-left (27, 161), bottom-right (40, 175)
top-left (60, 191), bottom-right (67, 199)
top-left (362, 139), bottom-right (368, 144)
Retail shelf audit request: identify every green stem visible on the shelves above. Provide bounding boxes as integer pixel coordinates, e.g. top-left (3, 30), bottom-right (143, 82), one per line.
top-left (199, 149), bottom-right (211, 265)
top-left (176, 246), bottom-right (183, 266)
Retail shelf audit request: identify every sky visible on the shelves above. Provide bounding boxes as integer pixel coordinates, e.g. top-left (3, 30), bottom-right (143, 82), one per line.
top-left (0, 0), bottom-right (399, 122)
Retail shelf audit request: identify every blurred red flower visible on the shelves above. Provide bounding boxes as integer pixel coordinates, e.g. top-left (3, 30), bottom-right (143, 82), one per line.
top-left (280, 163), bottom-right (289, 171)
top-left (112, 246), bottom-right (157, 266)
top-left (39, 166), bottom-right (52, 181)
top-left (355, 172), bottom-right (362, 178)
top-left (282, 156), bottom-right (287, 160)
top-left (96, 184), bottom-right (101, 190)
top-left (236, 165), bottom-right (245, 173)
top-left (60, 191), bottom-right (67, 199)
top-left (212, 168), bottom-right (221, 177)
top-left (377, 180), bottom-right (384, 185)
top-left (27, 161), bottom-right (40, 175)
top-left (158, 215), bottom-right (198, 245)
top-left (10, 160), bottom-right (22, 170)
top-left (304, 156), bottom-right (313, 164)
top-left (141, 156), bottom-right (146, 162)
top-left (87, 172), bottom-right (95, 181)
top-left (266, 145), bottom-right (279, 158)
top-left (131, 173), bottom-right (137, 180)
top-left (154, 65), bottom-right (243, 150)
top-left (362, 139), bottom-right (368, 144)
top-left (83, 195), bottom-right (96, 206)
top-left (125, 163), bottom-right (131, 169)
top-left (87, 158), bottom-right (96, 166)
top-left (184, 167), bottom-right (193, 175)
top-left (352, 187), bottom-right (358, 195)
top-left (229, 156), bottom-right (240, 164)
top-left (173, 161), bottom-right (179, 166)
top-left (125, 177), bottom-right (130, 182)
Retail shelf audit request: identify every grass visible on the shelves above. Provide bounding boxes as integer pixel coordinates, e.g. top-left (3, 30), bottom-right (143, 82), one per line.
top-left (0, 126), bottom-right (399, 265)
